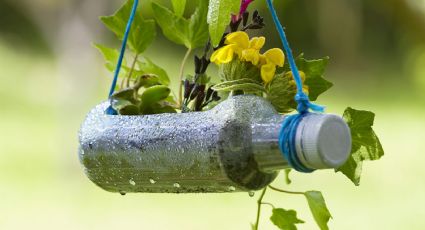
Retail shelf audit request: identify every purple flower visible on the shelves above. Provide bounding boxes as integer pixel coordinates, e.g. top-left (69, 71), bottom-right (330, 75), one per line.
top-left (232, 0), bottom-right (255, 23)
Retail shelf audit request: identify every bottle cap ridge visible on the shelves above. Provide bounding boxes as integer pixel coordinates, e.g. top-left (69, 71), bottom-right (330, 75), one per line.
top-left (295, 114), bottom-right (352, 169)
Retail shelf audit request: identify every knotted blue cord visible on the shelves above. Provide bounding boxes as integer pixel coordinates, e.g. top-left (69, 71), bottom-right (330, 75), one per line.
top-left (278, 113), bottom-right (314, 173)
top-left (265, 0), bottom-right (324, 172)
top-left (106, 0), bottom-right (139, 115)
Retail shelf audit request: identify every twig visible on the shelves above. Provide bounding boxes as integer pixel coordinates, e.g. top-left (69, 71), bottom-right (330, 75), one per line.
top-left (178, 48), bottom-right (192, 106)
top-left (253, 187), bottom-right (267, 230)
top-left (261, 202), bottom-right (275, 209)
top-left (123, 53), bottom-right (139, 88)
top-left (268, 185), bottom-right (304, 195)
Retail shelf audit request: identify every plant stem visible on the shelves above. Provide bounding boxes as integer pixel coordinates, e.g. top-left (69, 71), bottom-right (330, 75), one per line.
top-left (253, 187), bottom-right (267, 230)
top-left (178, 48), bottom-right (192, 106)
top-left (261, 202), bottom-right (275, 209)
top-left (124, 53), bottom-right (140, 88)
top-left (268, 185), bottom-right (304, 195)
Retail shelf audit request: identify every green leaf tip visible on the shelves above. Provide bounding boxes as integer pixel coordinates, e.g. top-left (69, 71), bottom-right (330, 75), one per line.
top-left (171, 0), bottom-right (186, 17)
top-left (337, 107), bottom-right (384, 185)
top-left (93, 43), bottom-right (127, 72)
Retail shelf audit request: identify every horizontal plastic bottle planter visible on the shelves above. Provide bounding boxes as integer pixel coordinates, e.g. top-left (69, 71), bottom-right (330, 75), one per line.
top-left (79, 95), bottom-right (351, 194)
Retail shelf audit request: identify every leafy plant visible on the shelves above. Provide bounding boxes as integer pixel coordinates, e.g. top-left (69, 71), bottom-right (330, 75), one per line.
top-left (152, 0), bottom-right (209, 104)
top-left (93, 0), bottom-right (384, 229)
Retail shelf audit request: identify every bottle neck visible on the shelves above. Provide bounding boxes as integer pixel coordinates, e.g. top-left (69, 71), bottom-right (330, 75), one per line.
top-left (251, 113), bottom-right (352, 173)
top-left (251, 116), bottom-right (290, 173)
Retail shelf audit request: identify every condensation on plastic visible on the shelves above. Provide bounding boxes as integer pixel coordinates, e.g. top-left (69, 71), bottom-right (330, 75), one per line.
top-left (78, 95), bottom-right (290, 194)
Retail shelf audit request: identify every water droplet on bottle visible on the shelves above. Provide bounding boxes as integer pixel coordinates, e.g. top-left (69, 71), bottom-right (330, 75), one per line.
top-left (248, 191), bottom-right (255, 197)
top-left (173, 183), bottom-right (181, 188)
top-left (228, 186), bottom-right (236, 191)
top-left (119, 191), bottom-right (126, 196)
top-left (149, 178), bottom-right (156, 184)
top-left (129, 179), bottom-right (136, 186)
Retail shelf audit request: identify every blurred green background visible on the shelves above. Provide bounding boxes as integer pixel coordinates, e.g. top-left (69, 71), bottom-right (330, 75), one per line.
top-left (1, 0), bottom-right (424, 229)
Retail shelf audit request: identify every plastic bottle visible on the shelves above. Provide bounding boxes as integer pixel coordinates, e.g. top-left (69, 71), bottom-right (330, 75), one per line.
top-left (78, 95), bottom-right (351, 193)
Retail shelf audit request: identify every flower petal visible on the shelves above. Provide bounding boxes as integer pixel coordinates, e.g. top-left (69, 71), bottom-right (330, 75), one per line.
top-left (261, 63), bottom-right (276, 83)
top-left (210, 45), bottom-right (236, 64)
top-left (225, 31), bottom-right (249, 49)
top-left (242, 49), bottom-right (261, 65)
top-left (249, 36), bottom-right (265, 50)
top-left (263, 48), bottom-right (285, 67)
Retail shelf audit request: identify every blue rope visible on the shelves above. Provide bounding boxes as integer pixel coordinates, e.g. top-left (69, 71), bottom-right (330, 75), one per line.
top-left (278, 114), bottom-right (314, 173)
top-left (265, 0), bottom-right (324, 114)
top-left (106, 0), bottom-right (139, 115)
top-left (265, 0), bottom-right (324, 172)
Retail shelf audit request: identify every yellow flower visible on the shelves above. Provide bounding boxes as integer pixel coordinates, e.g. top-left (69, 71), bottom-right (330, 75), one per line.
top-left (259, 48), bottom-right (285, 83)
top-left (225, 31), bottom-right (249, 56)
top-left (210, 44), bottom-right (238, 64)
top-left (241, 36), bottom-right (265, 65)
top-left (249, 37), bottom-right (265, 50)
top-left (211, 32), bottom-right (266, 65)
top-left (261, 63), bottom-right (276, 83)
top-left (242, 49), bottom-right (261, 65)
top-left (210, 31), bottom-right (286, 84)
top-left (263, 48), bottom-right (285, 67)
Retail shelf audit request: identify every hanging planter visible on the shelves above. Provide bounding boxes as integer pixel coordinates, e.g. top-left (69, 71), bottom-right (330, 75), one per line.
top-left (79, 95), bottom-right (351, 193)
top-left (79, 0), bottom-right (384, 229)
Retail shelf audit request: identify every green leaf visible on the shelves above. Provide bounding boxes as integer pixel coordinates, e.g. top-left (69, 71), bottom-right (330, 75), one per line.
top-left (112, 99), bottom-right (140, 115)
top-left (188, 0), bottom-right (209, 48)
top-left (172, 0), bottom-right (186, 17)
top-left (101, 0), bottom-right (156, 54)
top-left (304, 191), bottom-right (332, 230)
top-left (284, 55), bottom-right (333, 101)
top-left (212, 79), bottom-right (265, 93)
top-left (296, 56), bottom-right (333, 101)
top-left (129, 18), bottom-right (156, 54)
top-left (140, 85), bottom-right (171, 107)
top-left (151, 2), bottom-right (190, 47)
top-left (137, 57), bottom-right (170, 86)
top-left (148, 102), bottom-right (177, 114)
top-left (270, 208), bottom-right (304, 230)
top-left (336, 107), bottom-right (384, 185)
top-left (265, 73), bottom-right (297, 113)
top-left (207, 0), bottom-right (240, 46)
top-left (133, 74), bottom-right (161, 89)
top-left (93, 43), bottom-right (127, 72)
top-left (111, 88), bottom-right (136, 102)
top-left (152, 0), bottom-right (208, 49)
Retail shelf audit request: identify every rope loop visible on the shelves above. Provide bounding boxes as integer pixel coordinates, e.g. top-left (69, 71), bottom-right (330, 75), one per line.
top-left (278, 113), bottom-right (314, 173)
